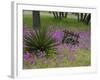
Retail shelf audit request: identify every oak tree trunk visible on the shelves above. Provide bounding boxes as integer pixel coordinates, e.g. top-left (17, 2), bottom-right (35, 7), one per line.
top-left (32, 11), bottom-right (40, 29)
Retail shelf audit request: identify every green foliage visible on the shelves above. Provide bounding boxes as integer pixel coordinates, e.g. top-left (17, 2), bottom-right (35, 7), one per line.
top-left (45, 48), bottom-right (57, 58)
top-left (23, 13), bottom-right (90, 31)
top-left (24, 27), bottom-right (57, 57)
top-left (23, 14), bottom-right (32, 27)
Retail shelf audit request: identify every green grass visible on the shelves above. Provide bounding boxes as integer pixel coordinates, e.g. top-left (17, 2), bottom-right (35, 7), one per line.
top-left (23, 14), bottom-right (32, 28)
top-left (23, 48), bottom-right (91, 69)
top-left (23, 13), bottom-right (90, 31)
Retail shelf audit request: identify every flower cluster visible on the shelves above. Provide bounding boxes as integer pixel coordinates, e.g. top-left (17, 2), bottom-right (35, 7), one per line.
top-left (23, 27), bottom-right (90, 63)
top-left (51, 30), bottom-right (90, 51)
top-left (24, 51), bottom-right (35, 64)
top-left (51, 30), bottom-right (64, 43)
top-left (78, 31), bottom-right (90, 50)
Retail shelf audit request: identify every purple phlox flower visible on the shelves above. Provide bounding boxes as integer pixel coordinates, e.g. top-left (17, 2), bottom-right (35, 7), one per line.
top-left (24, 51), bottom-right (35, 64)
top-left (63, 43), bottom-right (78, 52)
top-left (51, 31), bottom-right (64, 42)
top-left (24, 51), bottom-right (30, 60)
top-left (37, 50), bottom-right (46, 58)
top-left (78, 31), bottom-right (90, 49)
top-left (23, 27), bottom-right (34, 37)
top-left (56, 44), bottom-right (65, 53)
top-left (29, 58), bottom-right (35, 64)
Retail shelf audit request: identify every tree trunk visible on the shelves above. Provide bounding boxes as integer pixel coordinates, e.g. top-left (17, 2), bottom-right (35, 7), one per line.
top-left (65, 12), bottom-right (68, 18)
top-left (83, 13), bottom-right (87, 22)
top-left (80, 13), bottom-right (83, 21)
top-left (85, 14), bottom-right (91, 24)
top-left (32, 11), bottom-right (40, 29)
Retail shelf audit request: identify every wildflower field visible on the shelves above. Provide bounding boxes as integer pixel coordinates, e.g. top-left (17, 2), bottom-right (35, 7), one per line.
top-left (23, 11), bottom-right (91, 69)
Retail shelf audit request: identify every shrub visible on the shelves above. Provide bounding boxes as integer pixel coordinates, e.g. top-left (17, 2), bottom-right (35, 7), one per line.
top-left (24, 27), bottom-right (58, 58)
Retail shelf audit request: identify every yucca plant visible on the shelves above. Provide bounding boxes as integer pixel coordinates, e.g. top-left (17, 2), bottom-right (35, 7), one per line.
top-left (24, 27), bottom-right (58, 58)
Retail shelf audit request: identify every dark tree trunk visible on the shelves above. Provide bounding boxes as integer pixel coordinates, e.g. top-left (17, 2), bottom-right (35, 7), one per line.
top-left (65, 12), bottom-right (68, 18)
top-left (85, 14), bottom-right (91, 24)
top-left (52, 12), bottom-right (67, 19)
top-left (83, 13), bottom-right (87, 22)
top-left (56, 12), bottom-right (59, 19)
top-left (53, 12), bottom-right (56, 18)
top-left (53, 12), bottom-right (59, 19)
top-left (59, 12), bottom-right (63, 19)
top-left (32, 11), bottom-right (40, 29)
top-left (80, 13), bottom-right (83, 21)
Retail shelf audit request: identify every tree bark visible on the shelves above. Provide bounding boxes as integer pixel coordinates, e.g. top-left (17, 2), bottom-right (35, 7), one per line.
top-left (83, 13), bottom-right (87, 22)
top-left (85, 14), bottom-right (91, 24)
top-left (32, 11), bottom-right (40, 29)
top-left (80, 13), bottom-right (83, 21)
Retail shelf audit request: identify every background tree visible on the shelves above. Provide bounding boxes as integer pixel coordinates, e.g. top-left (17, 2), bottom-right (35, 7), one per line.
top-left (32, 11), bottom-right (41, 29)
top-left (77, 13), bottom-right (91, 24)
top-left (85, 14), bottom-right (91, 24)
top-left (51, 11), bottom-right (68, 19)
